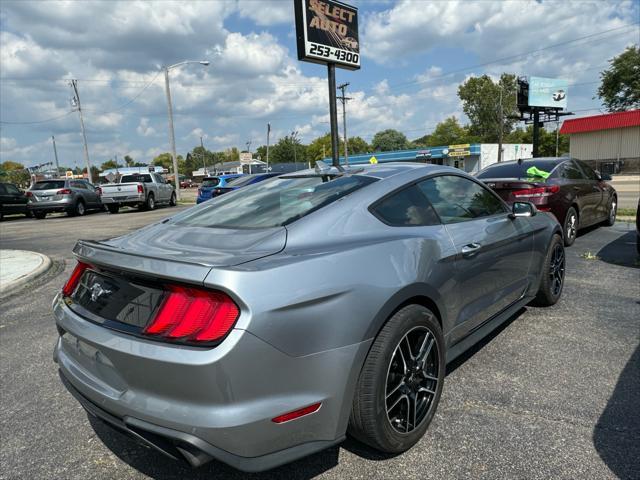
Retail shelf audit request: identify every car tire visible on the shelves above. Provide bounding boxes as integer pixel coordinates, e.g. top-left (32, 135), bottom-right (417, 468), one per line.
top-left (146, 194), bottom-right (155, 211)
top-left (348, 304), bottom-right (445, 453)
top-left (530, 234), bottom-right (565, 307)
top-left (604, 196), bottom-right (617, 226)
top-left (169, 192), bottom-right (177, 207)
top-left (563, 207), bottom-right (578, 246)
top-left (107, 205), bottom-right (120, 214)
top-left (33, 211), bottom-right (46, 219)
top-left (68, 200), bottom-right (85, 217)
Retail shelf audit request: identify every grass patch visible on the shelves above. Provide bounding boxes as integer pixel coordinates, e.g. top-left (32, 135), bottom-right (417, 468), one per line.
top-left (618, 208), bottom-right (637, 217)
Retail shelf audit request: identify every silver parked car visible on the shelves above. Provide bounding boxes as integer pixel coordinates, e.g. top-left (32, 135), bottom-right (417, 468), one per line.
top-left (28, 179), bottom-right (102, 219)
top-left (53, 163), bottom-right (565, 472)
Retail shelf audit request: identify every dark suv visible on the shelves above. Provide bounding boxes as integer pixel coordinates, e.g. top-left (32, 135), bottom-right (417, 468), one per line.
top-left (0, 182), bottom-right (30, 220)
top-left (476, 157), bottom-right (617, 246)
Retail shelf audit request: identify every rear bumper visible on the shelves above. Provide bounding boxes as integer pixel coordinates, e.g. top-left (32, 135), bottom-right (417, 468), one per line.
top-left (52, 294), bottom-right (368, 471)
top-left (101, 194), bottom-right (145, 206)
top-left (59, 371), bottom-right (342, 472)
top-left (28, 199), bottom-right (73, 211)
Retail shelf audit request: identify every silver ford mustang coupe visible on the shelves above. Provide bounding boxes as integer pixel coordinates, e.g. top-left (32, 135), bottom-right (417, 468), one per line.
top-left (53, 163), bottom-right (565, 472)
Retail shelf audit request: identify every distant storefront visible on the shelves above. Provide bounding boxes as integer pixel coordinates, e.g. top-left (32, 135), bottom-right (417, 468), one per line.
top-left (560, 110), bottom-right (640, 174)
top-left (325, 143), bottom-right (533, 174)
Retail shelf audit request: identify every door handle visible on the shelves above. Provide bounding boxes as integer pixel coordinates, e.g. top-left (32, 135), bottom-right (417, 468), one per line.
top-left (461, 243), bottom-right (481, 256)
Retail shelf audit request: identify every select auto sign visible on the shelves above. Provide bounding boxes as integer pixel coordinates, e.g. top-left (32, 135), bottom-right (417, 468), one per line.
top-left (295, 0), bottom-right (360, 70)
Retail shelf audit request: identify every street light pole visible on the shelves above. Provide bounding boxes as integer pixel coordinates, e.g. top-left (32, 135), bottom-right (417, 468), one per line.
top-left (291, 131), bottom-right (299, 171)
top-left (200, 136), bottom-right (206, 171)
top-left (337, 82), bottom-right (351, 166)
top-left (163, 60), bottom-right (210, 200)
top-left (51, 136), bottom-right (60, 177)
top-left (70, 79), bottom-right (93, 183)
top-left (266, 123), bottom-right (271, 172)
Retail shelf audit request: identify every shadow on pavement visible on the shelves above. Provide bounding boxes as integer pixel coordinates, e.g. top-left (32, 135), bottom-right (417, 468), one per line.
top-left (597, 231), bottom-right (640, 268)
top-left (89, 415), bottom-right (339, 480)
top-left (593, 345), bottom-right (640, 479)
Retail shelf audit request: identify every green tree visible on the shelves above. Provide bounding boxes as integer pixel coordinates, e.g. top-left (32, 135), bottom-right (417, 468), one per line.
top-left (0, 161), bottom-right (30, 186)
top-left (100, 159), bottom-right (119, 171)
top-left (270, 135), bottom-right (307, 164)
top-left (371, 129), bottom-right (409, 151)
top-left (152, 152), bottom-right (184, 173)
top-left (458, 73), bottom-right (518, 142)
top-left (597, 46), bottom-right (640, 112)
top-left (348, 136), bottom-right (369, 154)
top-left (423, 117), bottom-right (474, 147)
top-left (504, 125), bottom-right (569, 157)
top-left (123, 155), bottom-right (134, 167)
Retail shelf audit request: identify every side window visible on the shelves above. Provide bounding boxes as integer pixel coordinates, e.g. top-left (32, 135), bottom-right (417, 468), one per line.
top-left (561, 161), bottom-right (585, 180)
top-left (418, 175), bottom-right (507, 224)
top-left (372, 185), bottom-right (440, 227)
top-left (5, 184), bottom-right (20, 194)
top-left (70, 181), bottom-right (87, 189)
top-left (576, 160), bottom-right (598, 180)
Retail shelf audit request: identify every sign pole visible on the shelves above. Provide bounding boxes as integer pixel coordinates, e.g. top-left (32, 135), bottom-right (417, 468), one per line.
top-left (328, 63), bottom-right (340, 167)
top-left (532, 109), bottom-right (540, 158)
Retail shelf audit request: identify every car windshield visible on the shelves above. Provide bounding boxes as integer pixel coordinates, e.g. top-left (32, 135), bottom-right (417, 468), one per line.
top-left (32, 180), bottom-right (66, 190)
top-left (121, 174), bottom-right (152, 183)
top-left (201, 178), bottom-right (220, 187)
top-left (226, 175), bottom-right (259, 187)
top-left (476, 159), bottom-right (562, 179)
top-left (176, 175), bottom-right (378, 228)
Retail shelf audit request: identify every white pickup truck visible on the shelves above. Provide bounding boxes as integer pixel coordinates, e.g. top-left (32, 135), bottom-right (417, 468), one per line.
top-left (99, 172), bottom-right (176, 214)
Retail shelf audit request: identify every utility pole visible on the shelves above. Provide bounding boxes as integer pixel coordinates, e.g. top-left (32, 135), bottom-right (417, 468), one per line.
top-left (163, 67), bottom-right (180, 199)
top-left (327, 64), bottom-right (339, 167)
top-left (555, 121), bottom-right (560, 157)
top-left (70, 80), bottom-right (92, 183)
top-left (532, 109), bottom-right (541, 158)
top-left (51, 136), bottom-right (60, 177)
top-left (291, 131), bottom-right (299, 171)
top-left (266, 123), bottom-right (271, 172)
top-left (337, 82), bottom-right (352, 166)
top-left (497, 87), bottom-right (504, 163)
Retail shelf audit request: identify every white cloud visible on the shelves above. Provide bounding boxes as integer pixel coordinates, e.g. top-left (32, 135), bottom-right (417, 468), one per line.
top-left (137, 117), bottom-right (157, 137)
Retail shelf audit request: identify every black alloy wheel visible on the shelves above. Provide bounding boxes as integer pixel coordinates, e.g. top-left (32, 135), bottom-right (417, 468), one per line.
top-left (385, 326), bottom-right (440, 434)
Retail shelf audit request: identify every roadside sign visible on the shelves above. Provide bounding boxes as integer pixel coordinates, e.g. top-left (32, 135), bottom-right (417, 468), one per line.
top-left (65, 170), bottom-right (74, 178)
top-left (528, 77), bottom-right (568, 109)
top-left (369, 156), bottom-right (378, 164)
top-left (295, 0), bottom-right (360, 71)
top-left (240, 152), bottom-right (253, 164)
top-left (447, 144), bottom-right (470, 157)
top-left (105, 172), bottom-right (116, 183)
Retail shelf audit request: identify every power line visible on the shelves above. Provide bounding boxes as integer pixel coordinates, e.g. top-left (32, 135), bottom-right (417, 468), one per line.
top-left (0, 110), bottom-right (74, 125)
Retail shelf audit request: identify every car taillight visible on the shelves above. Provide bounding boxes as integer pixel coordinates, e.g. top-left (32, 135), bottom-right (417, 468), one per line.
top-left (512, 185), bottom-right (560, 198)
top-left (96, 187), bottom-right (102, 196)
top-left (137, 185), bottom-right (144, 193)
top-left (62, 261), bottom-right (91, 297)
top-left (26, 191), bottom-right (33, 197)
top-left (143, 285), bottom-right (239, 344)
top-left (57, 188), bottom-right (72, 195)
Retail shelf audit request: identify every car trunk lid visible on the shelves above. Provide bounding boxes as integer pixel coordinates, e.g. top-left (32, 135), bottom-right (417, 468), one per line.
top-left (479, 178), bottom-right (547, 203)
top-left (100, 183), bottom-right (142, 197)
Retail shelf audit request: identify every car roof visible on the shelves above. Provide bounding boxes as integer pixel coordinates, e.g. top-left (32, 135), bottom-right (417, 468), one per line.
top-left (483, 157), bottom-right (568, 169)
top-left (282, 162), bottom-right (456, 180)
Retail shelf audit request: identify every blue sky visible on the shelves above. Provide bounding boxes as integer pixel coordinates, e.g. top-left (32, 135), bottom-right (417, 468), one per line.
top-left (1, 0), bottom-right (638, 169)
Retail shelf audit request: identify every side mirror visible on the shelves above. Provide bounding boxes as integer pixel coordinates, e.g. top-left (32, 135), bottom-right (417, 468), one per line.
top-left (510, 201), bottom-right (537, 219)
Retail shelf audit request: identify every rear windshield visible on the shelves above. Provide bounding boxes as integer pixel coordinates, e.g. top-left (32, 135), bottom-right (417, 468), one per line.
top-left (32, 180), bottom-right (66, 190)
top-left (121, 174), bottom-right (152, 183)
top-left (226, 175), bottom-right (259, 187)
top-left (177, 175), bottom-right (378, 228)
top-left (476, 159), bottom-right (562, 179)
top-left (201, 178), bottom-right (220, 187)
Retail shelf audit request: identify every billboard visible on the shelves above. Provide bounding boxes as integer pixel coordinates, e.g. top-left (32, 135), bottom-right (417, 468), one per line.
top-left (295, 0), bottom-right (360, 70)
top-left (447, 144), bottom-right (471, 157)
top-left (528, 77), bottom-right (568, 109)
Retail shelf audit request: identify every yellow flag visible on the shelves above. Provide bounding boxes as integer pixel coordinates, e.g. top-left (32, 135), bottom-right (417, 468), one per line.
top-left (369, 156), bottom-right (378, 164)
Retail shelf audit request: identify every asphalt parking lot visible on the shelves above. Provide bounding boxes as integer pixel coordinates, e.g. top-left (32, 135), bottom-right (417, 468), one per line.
top-left (0, 207), bottom-right (638, 480)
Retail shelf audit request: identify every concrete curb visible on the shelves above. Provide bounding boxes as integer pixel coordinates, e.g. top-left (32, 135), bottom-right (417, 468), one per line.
top-left (0, 250), bottom-right (52, 296)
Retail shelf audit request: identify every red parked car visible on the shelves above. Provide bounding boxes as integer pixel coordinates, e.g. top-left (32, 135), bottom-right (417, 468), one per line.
top-left (476, 157), bottom-right (617, 246)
